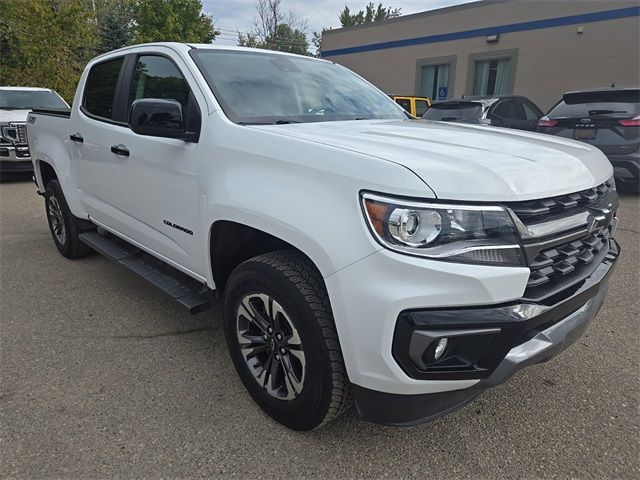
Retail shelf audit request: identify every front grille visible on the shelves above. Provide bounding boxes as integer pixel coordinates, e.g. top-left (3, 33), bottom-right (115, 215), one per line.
top-left (507, 180), bottom-right (618, 301)
top-left (527, 228), bottom-right (611, 288)
top-left (510, 179), bottom-right (615, 219)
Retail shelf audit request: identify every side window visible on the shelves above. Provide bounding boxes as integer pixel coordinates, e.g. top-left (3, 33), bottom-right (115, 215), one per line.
top-left (523, 101), bottom-right (542, 120)
top-left (415, 100), bottom-right (429, 117)
top-left (492, 100), bottom-right (525, 120)
top-left (83, 57), bottom-right (124, 120)
top-left (395, 98), bottom-right (411, 113)
top-left (491, 101), bottom-right (509, 118)
top-left (128, 56), bottom-right (191, 112)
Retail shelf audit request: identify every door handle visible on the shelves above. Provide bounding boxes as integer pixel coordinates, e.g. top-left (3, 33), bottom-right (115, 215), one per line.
top-left (69, 133), bottom-right (83, 143)
top-left (110, 144), bottom-right (130, 157)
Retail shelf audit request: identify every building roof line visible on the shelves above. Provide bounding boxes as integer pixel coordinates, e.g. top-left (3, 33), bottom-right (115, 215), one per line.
top-left (321, 5), bottom-right (640, 58)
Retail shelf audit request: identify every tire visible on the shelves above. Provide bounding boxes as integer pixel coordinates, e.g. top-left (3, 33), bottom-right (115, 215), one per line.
top-left (223, 250), bottom-right (351, 430)
top-left (44, 179), bottom-right (95, 259)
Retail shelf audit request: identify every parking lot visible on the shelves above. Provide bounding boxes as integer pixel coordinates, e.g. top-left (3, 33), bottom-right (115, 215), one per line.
top-left (0, 177), bottom-right (638, 479)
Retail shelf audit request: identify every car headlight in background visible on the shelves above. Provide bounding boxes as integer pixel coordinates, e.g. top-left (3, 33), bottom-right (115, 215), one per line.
top-left (361, 192), bottom-right (525, 266)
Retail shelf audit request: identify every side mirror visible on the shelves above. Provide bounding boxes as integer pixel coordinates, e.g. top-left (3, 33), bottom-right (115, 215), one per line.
top-left (129, 99), bottom-right (190, 140)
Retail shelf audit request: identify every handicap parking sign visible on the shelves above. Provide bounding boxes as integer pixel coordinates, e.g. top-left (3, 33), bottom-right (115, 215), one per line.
top-left (437, 86), bottom-right (448, 99)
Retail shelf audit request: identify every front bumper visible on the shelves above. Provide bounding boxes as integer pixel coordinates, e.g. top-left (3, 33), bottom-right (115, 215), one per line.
top-left (0, 143), bottom-right (32, 173)
top-left (351, 240), bottom-right (619, 425)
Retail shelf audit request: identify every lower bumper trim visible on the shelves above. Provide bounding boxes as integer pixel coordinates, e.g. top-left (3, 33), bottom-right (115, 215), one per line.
top-left (354, 253), bottom-right (615, 426)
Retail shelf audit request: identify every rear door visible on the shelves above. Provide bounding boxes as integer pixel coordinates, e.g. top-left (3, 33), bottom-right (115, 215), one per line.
top-left (543, 90), bottom-right (640, 155)
top-left (71, 56), bottom-right (127, 220)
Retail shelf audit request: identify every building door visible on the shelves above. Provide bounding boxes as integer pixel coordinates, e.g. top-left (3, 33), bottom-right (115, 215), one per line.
top-left (473, 58), bottom-right (511, 96)
top-left (420, 64), bottom-right (449, 100)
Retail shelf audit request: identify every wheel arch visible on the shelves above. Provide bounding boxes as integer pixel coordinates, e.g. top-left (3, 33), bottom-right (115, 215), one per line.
top-left (208, 220), bottom-right (330, 292)
top-left (34, 158), bottom-right (87, 219)
top-left (36, 159), bottom-right (58, 188)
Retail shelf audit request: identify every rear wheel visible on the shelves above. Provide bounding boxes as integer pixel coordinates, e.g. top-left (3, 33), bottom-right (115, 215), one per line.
top-left (223, 250), bottom-right (351, 430)
top-left (44, 179), bottom-right (95, 258)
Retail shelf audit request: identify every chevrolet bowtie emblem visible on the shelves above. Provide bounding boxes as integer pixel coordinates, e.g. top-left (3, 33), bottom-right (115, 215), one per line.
top-left (587, 207), bottom-right (612, 234)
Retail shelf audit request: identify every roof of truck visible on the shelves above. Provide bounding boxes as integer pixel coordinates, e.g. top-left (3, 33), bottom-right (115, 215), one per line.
top-left (92, 42), bottom-right (325, 62)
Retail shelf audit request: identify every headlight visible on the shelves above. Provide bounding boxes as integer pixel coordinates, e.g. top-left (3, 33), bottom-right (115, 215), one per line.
top-left (361, 192), bottom-right (524, 266)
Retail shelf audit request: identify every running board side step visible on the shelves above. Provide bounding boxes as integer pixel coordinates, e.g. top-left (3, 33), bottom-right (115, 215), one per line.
top-left (79, 231), bottom-right (213, 314)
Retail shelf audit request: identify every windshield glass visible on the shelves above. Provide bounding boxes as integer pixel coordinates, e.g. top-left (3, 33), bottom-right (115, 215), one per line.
top-left (190, 50), bottom-right (405, 124)
top-left (0, 90), bottom-right (68, 110)
top-left (422, 102), bottom-right (483, 121)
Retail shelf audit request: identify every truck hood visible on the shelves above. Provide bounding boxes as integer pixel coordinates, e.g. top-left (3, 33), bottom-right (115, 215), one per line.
top-left (0, 109), bottom-right (30, 123)
top-left (252, 119), bottom-right (612, 201)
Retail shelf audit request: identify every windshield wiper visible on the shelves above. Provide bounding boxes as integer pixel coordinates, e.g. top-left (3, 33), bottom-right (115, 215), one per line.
top-left (274, 119), bottom-right (300, 124)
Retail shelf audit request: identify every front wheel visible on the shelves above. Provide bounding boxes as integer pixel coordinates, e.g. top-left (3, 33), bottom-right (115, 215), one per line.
top-left (223, 250), bottom-right (351, 430)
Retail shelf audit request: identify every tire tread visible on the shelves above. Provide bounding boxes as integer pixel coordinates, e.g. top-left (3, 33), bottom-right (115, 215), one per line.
top-left (238, 250), bottom-right (352, 428)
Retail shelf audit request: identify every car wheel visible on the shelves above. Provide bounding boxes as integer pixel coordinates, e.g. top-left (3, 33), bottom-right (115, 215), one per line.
top-left (223, 250), bottom-right (351, 430)
top-left (44, 179), bottom-right (94, 259)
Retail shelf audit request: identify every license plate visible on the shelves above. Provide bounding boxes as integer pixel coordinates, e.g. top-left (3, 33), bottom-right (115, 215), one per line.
top-left (573, 128), bottom-right (596, 140)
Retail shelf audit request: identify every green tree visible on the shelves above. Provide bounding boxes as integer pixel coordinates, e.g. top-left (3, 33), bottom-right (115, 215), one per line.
top-left (264, 24), bottom-right (308, 55)
top-left (96, 0), bottom-right (134, 53)
top-left (339, 2), bottom-right (401, 27)
top-left (0, 0), bottom-right (97, 102)
top-left (238, 0), bottom-right (310, 55)
top-left (133, 0), bottom-right (220, 44)
top-left (311, 28), bottom-right (331, 57)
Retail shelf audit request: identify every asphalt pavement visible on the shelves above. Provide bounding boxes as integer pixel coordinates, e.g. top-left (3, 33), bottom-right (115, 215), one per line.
top-left (1, 176), bottom-right (638, 479)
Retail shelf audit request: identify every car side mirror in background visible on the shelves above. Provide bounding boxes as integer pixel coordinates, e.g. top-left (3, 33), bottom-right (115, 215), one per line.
top-left (129, 99), bottom-right (196, 142)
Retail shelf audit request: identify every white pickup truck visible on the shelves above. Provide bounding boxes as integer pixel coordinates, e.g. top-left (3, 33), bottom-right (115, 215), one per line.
top-left (27, 43), bottom-right (620, 430)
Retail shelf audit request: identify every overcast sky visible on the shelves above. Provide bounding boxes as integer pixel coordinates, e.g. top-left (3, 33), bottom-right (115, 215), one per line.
top-left (203, 0), bottom-right (478, 45)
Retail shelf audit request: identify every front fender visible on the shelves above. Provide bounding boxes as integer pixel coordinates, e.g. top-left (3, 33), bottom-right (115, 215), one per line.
top-left (198, 123), bottom-right (432, 285)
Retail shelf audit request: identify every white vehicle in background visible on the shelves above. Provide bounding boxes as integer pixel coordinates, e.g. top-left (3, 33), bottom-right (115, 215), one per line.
top-left (0, 87), bottom-right (68, 175)
top-left (26, 43), bottom-right (620, 430)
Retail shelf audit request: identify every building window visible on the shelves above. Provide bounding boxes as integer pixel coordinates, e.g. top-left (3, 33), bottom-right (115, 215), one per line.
top-left (421, 64), bottom-right (450, 100)
top-left (473, 58), bottom-right (511, 96)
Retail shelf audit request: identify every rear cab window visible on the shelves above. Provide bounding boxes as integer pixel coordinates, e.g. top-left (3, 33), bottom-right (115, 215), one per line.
top-left (423, 102), bottom-right (483, 121)
top-left (82, 57), bottom-right (125, 120)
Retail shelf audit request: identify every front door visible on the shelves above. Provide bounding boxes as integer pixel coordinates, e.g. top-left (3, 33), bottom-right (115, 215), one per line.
top-left (105, 53), bottom-right (206, 279)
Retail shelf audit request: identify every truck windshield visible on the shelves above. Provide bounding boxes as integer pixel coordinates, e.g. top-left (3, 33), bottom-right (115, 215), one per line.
top-left (0, 90), bottom-right (68, 110)
top-left (190, 50), bottom-right (406, 124)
